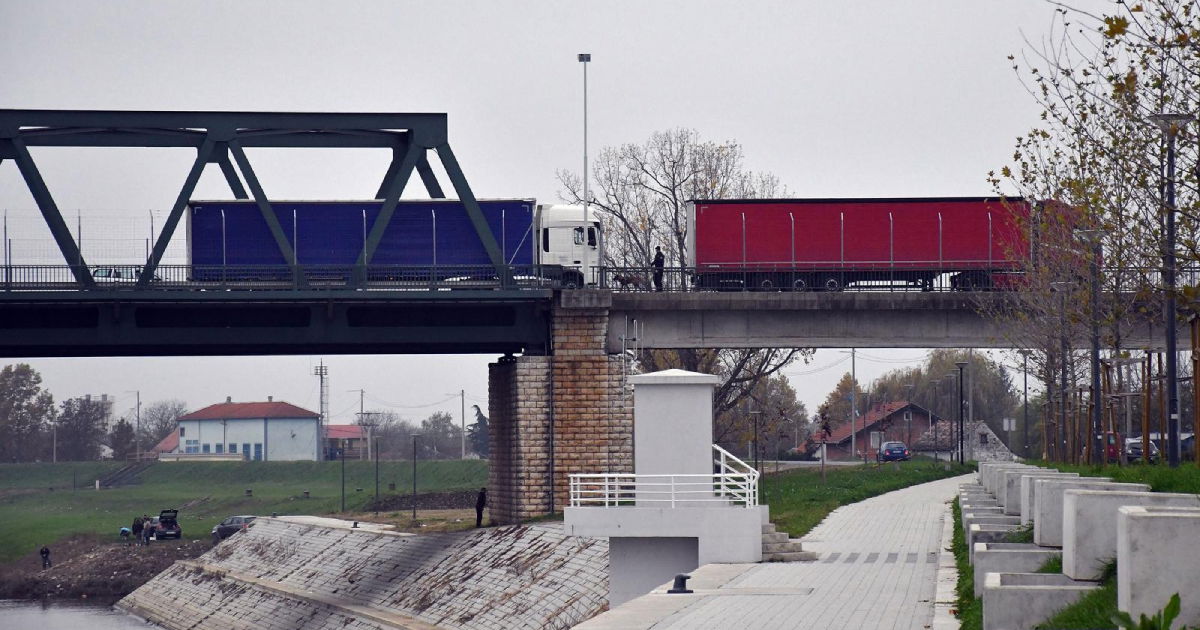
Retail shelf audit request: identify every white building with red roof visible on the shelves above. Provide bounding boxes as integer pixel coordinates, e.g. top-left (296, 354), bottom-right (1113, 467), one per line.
top-left (171, 397), bottom-right (321, 461)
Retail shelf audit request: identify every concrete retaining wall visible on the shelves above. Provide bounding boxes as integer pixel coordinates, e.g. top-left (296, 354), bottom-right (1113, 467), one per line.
top-left (120, 518), bottom-right (609, 630)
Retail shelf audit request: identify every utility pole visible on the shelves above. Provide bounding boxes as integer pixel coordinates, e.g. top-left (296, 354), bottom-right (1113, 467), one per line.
top-left (446, 390), bottom-right (465, 458)
top-left (313, 361), bottom-right (328, 460)
top-left (135, 391), bottom-right (141, 460)
top-left (850, 348), bottom-right (857, 459)
top-left (412, 434), bottom-right (421, 521)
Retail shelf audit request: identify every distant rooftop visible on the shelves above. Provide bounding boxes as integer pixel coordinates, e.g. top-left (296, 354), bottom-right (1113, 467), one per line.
top-left (179, 401), bottom-right (319, 421)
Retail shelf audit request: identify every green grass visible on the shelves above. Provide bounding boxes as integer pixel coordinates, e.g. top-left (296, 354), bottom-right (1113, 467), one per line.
top-left (761, 460), bottom-right (973, 536)
top-left (0, 459), bottom-right (487, 563)
top-left (951, 498), bottom-right (984, 630)
top-left (1003, 522), bottom-right (1034, 543)
top-left (1032, 460), bottom-right (1200, 494)
top-left (0, 461), bottom-right (126, 490)
top-left (1034, 562), bottom-right (1119, 629)
top-left (1036, 554), bottom-right (1063, 574)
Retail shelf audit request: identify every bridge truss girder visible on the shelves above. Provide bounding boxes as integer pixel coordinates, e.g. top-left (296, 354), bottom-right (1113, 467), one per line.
top-left (0, 109), bottom-right (510, 288)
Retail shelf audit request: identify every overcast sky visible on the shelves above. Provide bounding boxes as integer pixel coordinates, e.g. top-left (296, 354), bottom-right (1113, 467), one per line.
top-left (0, 1), bottom-right (1088, 424)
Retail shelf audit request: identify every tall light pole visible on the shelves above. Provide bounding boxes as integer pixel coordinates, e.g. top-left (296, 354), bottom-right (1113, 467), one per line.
top-left (578, 53), bottom-right (592, 286)
top-left (1076, 229), bottom-right (1104, 464)
top-left (1019, 350), bottom-right (1030, 458)
top-left (446, 390), bottom-right (465, 458)
top-left (126, 390), bottom-right (141, 460)
top-left (411, 434), bottom-right (421, 521)
top-left (1150, 112), bottom-right (1194, 467)
top-left (930, 380), bottom-right (941, 460)
top-left (1051, 281), bottom-right (1074, 462)
top-left (956, 362), bottom-right (968, 464)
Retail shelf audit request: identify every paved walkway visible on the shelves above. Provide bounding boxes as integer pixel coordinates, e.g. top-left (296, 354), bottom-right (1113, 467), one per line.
top-left (576, 473), bottom-right (971, 630)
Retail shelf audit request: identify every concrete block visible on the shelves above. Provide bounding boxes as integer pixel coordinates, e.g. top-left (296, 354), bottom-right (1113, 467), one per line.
top-left (1118, 506), bottom-right (1200, 626)
top-left (1002, 471), bottom-right (1077, 516)
top-left (963, 498), bottom-right (1001, 509)
top-left (987, 464), bottom-right (1030, 496)
top-left (995, 467), bottom-right (1037, 508)
top-left (1063, 490), bottom-right (1200, 581)
top-left (982, 463), bottom-right (1026, 496)
top-left (982, 572), bottom-right (1100, 630)
top-left (1020, 472), bottom-right (1080, 525)
top-left (972, 543), bottom-right (1061, 597)
top-left (964, 514), bottom-right (1021, 538)
top-left (969, 523), bottom-right (1022, 564)
top-left (1033, 478), bottom-right (1146, 547)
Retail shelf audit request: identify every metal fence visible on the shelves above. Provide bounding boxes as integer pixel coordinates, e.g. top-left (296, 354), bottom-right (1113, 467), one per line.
top-left (0, 264), bottom-right (566, 292)
top-left (568, 444), bottom-right (760, 508)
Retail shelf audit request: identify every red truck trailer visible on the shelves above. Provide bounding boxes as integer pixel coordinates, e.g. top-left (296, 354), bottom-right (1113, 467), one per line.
top-left (686, 197), bottom-right (1032, 291)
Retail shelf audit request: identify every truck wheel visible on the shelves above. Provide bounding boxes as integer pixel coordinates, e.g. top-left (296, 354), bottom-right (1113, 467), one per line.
top-left (563, 272), bottom-right (583, 290)
top-left (822, 276), bottom-right (842, 292)
top-left (758, 278), bottom-right (775, 291)
top-left (792, 278), bottom-right (808, 292)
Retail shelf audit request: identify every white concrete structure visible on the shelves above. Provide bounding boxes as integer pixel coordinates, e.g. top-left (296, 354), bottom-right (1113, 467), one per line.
top-left (982, 572), bottom-right (1099, 630)
top-left (1001, 470), bottom-right (1077, 516)
top-left (174, 399), bottom-right (321, 461)
top-left (972, 543), bottom-right (1060, 597)
top-left (968, 524), bottom-right (1021, 564)
top-left (981, 463), bottom-right (1028, 496)
top-left (1063, 490), bottom-right (1200, 581)
top-left (1020, 472), bottom-right (1081, 525)
top-left (1033, 478), bottom-right (1148, 547)
top-left (1118, 506), bottom-right (1200, 626)
top-left (564, 369), bottom-right (766, 608)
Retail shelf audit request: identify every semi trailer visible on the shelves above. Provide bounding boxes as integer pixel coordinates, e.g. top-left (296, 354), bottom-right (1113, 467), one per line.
top-left (186, 199), bottom-right (601, 287)
top-left (686, 197), bottom-right (1033, 291)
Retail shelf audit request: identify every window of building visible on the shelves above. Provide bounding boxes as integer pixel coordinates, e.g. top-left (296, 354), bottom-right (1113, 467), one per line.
top-left (202, 443), bottom-right (211, 454)
top-left (184, 439), bottom-right (200, 454)
top-left (253, 443), bottom-right (263, 461)
top-left (979, 433), bottom-right (989, 446)
top-left (215, 443), bottom-right (223, 454)
top-left (243, 443), bottom-right (251, 458)
top-left (179, 427), bottom-right (185, 437)
top-left (229, 443), bottom-right (237, 454)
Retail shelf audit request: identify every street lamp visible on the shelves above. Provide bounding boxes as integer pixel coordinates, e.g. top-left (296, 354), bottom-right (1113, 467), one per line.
top-left (1150, 112), bottom-right (1194, 468)
top-left (1018, 350), bottom-right (1031, 458)
top-left (1075, 228), bottom-right (1104, 465)
top-left (945, 374), bottom-right (956, 460)
top-left (955, 362), bottom-right (968, 464)
top-left (1051, 280), bottom-right (1074, 462)
top-left (411, 434), bottom-right (421, 521)
top-left (578, 53), bottom-right (592, 286)
top-left (445, 390), bottom-right (466, 458)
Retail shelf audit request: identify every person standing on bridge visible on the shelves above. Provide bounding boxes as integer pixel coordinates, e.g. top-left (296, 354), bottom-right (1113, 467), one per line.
top-left (652, 246), bottom-right (665, 292)
top-left (475, 487), bottom-right (487, 528)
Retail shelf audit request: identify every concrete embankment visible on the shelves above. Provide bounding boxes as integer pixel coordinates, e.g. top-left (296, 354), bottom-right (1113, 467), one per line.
top-left (118, 518), bottom-right (609, 630)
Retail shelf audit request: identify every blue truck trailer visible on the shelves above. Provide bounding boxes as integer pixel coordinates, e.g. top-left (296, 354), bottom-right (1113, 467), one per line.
top-left (188, 198), bottom-right (537, 267)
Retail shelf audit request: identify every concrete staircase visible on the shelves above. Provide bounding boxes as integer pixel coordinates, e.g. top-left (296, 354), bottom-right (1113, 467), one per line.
top-left (761, 522), bottom-right (817, 562)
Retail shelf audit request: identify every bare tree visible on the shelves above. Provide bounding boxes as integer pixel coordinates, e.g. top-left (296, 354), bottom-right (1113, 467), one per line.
top-left (136, 399), bottom-right (188, 449)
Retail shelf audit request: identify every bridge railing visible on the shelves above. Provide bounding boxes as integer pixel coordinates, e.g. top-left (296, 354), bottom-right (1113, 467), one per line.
top-left (0, 264), bottom-right (566, 292)
top-left (598, 264), bottom-right (1190, 293)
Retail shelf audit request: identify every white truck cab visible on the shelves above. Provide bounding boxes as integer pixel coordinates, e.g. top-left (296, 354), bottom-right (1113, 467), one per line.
top-left (537, 204), bottom-right (602, 288)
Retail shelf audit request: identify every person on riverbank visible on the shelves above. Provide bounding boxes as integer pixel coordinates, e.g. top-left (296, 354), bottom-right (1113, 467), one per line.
top-left (141, 515), bottom-right (153, 545)
top-left (131, 515), bottom-right (143, 543)
top-left (120, 526), bottom-right (131, 545)
top-left (475, 487), bottom-right (487, 528)
top-left (39, 545), bottom-right (50, 569)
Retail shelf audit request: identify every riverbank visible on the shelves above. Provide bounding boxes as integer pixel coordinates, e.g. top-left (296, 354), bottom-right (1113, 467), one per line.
top-left (0, 534), bottom-right (208, 603)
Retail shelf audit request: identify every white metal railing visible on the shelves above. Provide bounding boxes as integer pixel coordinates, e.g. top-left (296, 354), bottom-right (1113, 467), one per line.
top-left (568, 444), bottom-right (759, 508)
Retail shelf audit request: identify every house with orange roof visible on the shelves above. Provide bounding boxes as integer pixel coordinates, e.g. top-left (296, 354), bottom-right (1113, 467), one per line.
top-left (167, 397), bottom-right (321, 461)
top-left (806, 400), bottom-right (941, 461)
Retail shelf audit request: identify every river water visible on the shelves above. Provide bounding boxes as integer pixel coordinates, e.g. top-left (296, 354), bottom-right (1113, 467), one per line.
top-left (0, 600), bottom-right (153, 628)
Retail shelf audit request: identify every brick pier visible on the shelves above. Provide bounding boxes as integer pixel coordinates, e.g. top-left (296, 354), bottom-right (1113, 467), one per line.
top-left (488, 291), bottom-right (633, 524)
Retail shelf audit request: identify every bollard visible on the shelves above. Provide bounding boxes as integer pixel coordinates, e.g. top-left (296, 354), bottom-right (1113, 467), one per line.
top-left (271, 512), bottom-right (278, 518)
top-left (352, 521), bottom-right (359, 528)
top-left (667, 574), bottom-right (693, 594)
top-left (95, 479), bottom-right (100, 491)
top-left (302, 490), bottom-right (310, 499)
top-left (245, 488), bottom-right (252, 497)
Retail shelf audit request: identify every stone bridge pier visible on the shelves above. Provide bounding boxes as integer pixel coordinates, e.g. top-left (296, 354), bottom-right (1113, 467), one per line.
top-left (488, 291), bottom-right (633, 523)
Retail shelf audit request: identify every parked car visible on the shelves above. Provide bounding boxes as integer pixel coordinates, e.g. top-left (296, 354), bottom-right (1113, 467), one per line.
top-left (877, 441), bottom-right (911, 462)
top-left (1124, 439), bottom-right (1161, 464)
top-left (152, 509), bottom-right (182, 540)
top-left (212, 515), bottom-right (256, 543)
top-left (91, 266), bottom-right (161, 283)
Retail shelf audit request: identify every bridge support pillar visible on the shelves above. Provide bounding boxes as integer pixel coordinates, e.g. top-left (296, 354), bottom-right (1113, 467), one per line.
top-left (488, 291), bottom-right (632, 523)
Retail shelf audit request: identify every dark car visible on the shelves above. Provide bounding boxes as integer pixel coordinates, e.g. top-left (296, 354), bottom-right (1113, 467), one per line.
top-left (1125, 439), bottom-right (1161, 464)
top-left (152, 509), bottom-right (182, 540)
top-left (211, 515), bottom-right (256, 543)
top-left (877, 441), bottom-right (911, 462)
